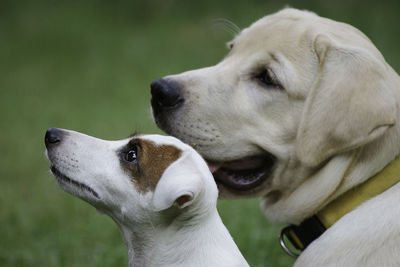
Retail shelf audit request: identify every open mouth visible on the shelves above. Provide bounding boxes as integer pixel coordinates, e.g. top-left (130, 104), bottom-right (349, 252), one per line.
top-left (206, 153), bottom-right (276, 191)
top-left (50, 166), bottom-right (100, 199)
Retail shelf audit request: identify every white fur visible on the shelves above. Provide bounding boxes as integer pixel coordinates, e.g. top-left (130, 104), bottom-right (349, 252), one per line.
top-left (153, 8), bottom-right (400, 266)
top-left (46, 130), bottom-right (248, 267)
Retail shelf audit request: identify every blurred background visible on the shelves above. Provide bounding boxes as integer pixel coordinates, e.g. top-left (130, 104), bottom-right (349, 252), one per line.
top-left (1, 0), bottom-right (399, 266)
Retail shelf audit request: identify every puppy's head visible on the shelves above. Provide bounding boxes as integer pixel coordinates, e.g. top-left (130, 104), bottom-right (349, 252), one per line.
top-left (44, 128), bottom-right (217, 226)
top-left (150, 8), bottom-right (397, 212)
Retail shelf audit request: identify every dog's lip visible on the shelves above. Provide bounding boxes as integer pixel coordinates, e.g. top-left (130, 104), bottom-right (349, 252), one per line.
top-left (50, 166), bottom-right (100, 199)
top-left (206, 154), bottom-right (276, 191)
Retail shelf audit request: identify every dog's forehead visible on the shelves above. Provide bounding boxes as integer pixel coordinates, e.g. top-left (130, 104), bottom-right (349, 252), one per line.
top-left (231, 9), bottom-right (321, 50)
top-left (125, 135), bottom-right (185, 193)
top-left (140, 134), bottom-right (190, 150)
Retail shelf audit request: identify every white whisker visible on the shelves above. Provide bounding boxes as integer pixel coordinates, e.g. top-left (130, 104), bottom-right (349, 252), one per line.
top-left (211, 18), bottom-right (241, 37)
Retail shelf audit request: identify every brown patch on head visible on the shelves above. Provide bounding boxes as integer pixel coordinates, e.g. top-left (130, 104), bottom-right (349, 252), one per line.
top-left (120, 138), bottom-right (182, 193)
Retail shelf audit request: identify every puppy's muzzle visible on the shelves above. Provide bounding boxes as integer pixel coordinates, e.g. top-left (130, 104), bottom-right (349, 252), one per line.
top-left (45, 128), bottom-right (64, 148)
top-left (151, 78), bottom-right (184, 116)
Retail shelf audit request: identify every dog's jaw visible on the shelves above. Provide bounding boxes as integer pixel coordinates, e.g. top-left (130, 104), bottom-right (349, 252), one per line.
top-left (206, 154), bottom-right (277, 193)
top-left (50, 165), bottom-right (100, 199)
top-left (46, 146), bottom-right (101, 203)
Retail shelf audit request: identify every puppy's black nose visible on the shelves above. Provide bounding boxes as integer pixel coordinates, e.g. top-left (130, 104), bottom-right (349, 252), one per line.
top-left (151, 78), bottom-right (184, 110)
top-left (45, 128), bottom-right (62, 148)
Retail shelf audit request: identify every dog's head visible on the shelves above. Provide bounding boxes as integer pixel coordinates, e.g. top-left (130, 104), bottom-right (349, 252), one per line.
top-left (44, 128), bottom-right (217, 226)
top-left (150, 8), bottom-right (398, 220)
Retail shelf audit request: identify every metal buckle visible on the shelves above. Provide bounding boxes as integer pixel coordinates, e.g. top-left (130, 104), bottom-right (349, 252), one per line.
top-left (279, 226), bottom-right (300, 258)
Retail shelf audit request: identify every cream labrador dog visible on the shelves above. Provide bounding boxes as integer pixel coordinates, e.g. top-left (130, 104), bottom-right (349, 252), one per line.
top-left (150, 8), bottom-right (400, 266)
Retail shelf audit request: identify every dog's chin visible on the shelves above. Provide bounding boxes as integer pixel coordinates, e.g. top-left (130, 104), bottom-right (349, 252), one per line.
top-left (206, 152), bottom-right (276, 194)
top-left (50, 166), bottom-right (100, 201)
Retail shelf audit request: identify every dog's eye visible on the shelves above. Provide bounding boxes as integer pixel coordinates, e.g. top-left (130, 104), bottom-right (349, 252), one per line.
top-left (125, 149), bottom-right (137, 163)
top-left (256, 69), bottom-right (281, 89)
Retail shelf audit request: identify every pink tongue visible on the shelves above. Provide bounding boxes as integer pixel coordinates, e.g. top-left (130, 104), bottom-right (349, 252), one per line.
top-left (206, 156), bottom-right (266, 174)
top-left (207, 162), bottom-right (222, 174)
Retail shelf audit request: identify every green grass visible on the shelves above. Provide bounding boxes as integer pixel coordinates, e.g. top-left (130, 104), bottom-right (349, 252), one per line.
top-left (1, 0), bottom-right (400, 266)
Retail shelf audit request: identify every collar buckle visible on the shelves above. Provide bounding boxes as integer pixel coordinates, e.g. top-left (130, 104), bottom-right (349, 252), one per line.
top-left (279, 226), bottom-right (300, 258)
top-left (279, 215), bottom-right (326, 257)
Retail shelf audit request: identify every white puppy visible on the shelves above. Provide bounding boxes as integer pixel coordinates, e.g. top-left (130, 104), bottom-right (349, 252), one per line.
top-left (44, 128), bottom-right (248, 267)
top-left (150, 8), bottom-right (400, 266)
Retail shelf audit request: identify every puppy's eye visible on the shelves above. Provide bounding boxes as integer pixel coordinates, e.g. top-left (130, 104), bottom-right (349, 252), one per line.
top-left (124, 149), bottom-right (137, 163)
top-left (256, 69), bottom-right (281, 89)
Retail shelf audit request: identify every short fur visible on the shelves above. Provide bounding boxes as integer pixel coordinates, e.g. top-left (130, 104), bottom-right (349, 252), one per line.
top-left (45, 129), bottom-right (248, 267)
top-left (152, 8), bottom-right (400, 266)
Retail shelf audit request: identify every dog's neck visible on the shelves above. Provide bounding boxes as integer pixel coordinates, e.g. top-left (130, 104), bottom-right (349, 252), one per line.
top-left (265, 131), bottom-right (400, 225)
top-left (116, 206), bottom-right (248, 267)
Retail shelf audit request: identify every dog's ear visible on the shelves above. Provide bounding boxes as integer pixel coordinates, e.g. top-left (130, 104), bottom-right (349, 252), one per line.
top-left (152, 152), bottom-right (203, 211)
top-left (296, 34), bottom-right (396, 166)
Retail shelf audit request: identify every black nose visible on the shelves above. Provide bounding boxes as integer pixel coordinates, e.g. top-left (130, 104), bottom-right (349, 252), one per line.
top-left (45, 128), bottom-right (63, 148)
top-left (151, 78), bottom-right (184, 110)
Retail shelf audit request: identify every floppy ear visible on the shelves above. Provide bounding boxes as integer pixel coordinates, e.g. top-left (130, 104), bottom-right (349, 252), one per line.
top-left (152, 152), bottom-right (203, 211)
top-left (296, 34), bottom-right (396, 166)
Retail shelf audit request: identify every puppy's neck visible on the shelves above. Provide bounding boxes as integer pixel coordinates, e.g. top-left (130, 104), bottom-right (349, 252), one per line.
top-left (118, 208), bottom-right (248, 267)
